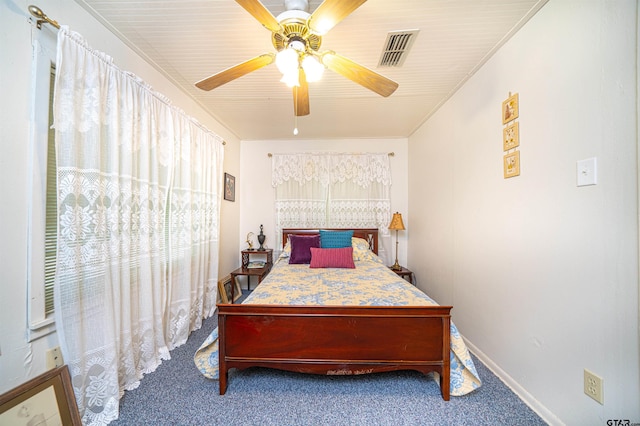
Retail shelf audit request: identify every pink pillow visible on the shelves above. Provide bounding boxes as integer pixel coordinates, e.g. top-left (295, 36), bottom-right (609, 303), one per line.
top-left (288, 234), bottom-right (320, 264)
top-left (309, 247), bottom-right (355, 269)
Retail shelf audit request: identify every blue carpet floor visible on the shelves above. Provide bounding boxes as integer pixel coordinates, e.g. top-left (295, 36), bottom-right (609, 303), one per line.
top-left (111, 297), bottom-right (546, 425)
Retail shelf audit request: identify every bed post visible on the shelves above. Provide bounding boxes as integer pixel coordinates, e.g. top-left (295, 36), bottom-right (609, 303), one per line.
top-left (218, 311), bottom-right (228, 395)
top-left (441, 315), bottom-right (451, 401)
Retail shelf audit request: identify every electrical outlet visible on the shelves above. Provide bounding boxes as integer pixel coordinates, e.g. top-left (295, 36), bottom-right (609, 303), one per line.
top-left (584, 369), bottom-right (604, 404)
top-left (46, 346), bottom-right (63, 369)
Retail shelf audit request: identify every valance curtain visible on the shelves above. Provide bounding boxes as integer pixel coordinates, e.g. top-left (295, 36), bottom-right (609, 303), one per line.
top-left (53, 27), bottom-right (223, 425)
top-left (272, 153), bottom-right (392, 261)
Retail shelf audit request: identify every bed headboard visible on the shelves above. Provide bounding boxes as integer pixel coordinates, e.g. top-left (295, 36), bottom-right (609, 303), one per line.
top-left (282, 228), bottom-right (379, 255)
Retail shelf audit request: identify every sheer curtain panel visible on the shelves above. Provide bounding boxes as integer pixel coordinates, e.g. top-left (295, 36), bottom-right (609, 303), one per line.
top-left (272, 153), bottom-right (392, 261)
top-left (53, 28), bottom-right (223, 425)
top-left (272, 153), bottom-right (331, 231)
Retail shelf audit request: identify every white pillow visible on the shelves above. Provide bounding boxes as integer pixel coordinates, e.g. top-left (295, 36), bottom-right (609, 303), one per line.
top-left (351, 237), bottom-right (371, 261)
top-left (280, 240), bottom-right (291, 258)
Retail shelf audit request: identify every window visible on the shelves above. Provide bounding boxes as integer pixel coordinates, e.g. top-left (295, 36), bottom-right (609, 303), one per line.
top-left (272, 153), bottom-right (392, 261)
top-left (44, 67), bottom-right (57, 316)
top-left (28, 27), bottom-right (57, 340)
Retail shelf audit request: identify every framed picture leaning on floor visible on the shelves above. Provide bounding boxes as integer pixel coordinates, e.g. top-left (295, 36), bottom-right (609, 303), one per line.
top-left (0, 365), bottom-right (81, 425)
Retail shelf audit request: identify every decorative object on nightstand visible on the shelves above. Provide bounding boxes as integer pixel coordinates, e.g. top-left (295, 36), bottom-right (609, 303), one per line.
top-left (388, 212), bottom-right (405, 271)
top-left (246, 232), bottom-right (255, 250)
top-left (257, 224), bottom-right (266, 250)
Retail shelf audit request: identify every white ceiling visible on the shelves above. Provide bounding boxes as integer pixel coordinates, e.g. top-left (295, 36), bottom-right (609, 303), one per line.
top-left (75, 0), bottom-right (547, 140)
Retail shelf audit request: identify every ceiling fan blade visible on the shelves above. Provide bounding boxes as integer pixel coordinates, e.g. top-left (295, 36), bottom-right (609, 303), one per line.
top-left (235, 0), bottom-right (281, 33)
top-left (307, 0), bottom-right (368, 35)
top-left (195, 54), bottom-right (275, 91)
top-left (322, 52), bottom-right (398, 97)
top-left (293, 69), bottom-right (310, 116)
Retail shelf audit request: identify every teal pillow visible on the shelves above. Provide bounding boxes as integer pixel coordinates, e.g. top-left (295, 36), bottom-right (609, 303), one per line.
top-left (319, 230), bottom-right (354, 248)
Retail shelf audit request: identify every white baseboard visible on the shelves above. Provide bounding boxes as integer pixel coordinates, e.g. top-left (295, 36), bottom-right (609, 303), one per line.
top-left (463, 337), bottom-right (565, 426)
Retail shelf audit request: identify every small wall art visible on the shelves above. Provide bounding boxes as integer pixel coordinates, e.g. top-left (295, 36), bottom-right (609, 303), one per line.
top-left (224, 173), bottom-right (235, 202)
top-left (502, 93), bottom-right (519, 124)
top-left (503, 151), bottom-right (520, 178)
top-left (503, 121), bottom-right (520, 151)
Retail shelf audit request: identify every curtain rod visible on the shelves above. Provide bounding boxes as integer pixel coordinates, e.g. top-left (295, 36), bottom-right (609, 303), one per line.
top-left (268, 152), bottom-right (394, 157)
top-left (26, 5), bottom-right (227, 148)
top-left (29, 5), bottom-right (60, 29)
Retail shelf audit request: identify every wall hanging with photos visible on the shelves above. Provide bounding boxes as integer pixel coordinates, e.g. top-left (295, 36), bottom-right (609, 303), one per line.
top-left (502, 92), bottom-right (520, 178)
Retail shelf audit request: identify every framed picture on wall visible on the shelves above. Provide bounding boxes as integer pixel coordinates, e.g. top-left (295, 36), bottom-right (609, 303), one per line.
top-left (0, 365), bottom-right (82, 425)
top-left (224, 173), bottom-right (235, 202)
top-left (503, 121), bottom-right (520, 151)
top-left (502, 93), bottom-right (519, 124)
top-left (503, 151), bottom-right (520, 178)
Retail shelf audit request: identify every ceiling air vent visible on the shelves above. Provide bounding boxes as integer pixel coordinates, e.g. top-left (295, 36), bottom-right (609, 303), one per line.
top-left (377, 30), bottom-right (419, 67)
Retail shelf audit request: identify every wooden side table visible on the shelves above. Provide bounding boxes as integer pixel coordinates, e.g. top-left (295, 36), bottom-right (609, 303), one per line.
top-left (229, 249), bottom-right (274, 303)
top-left (390, 266), bottom-right (414, 285)
top-left (229, 264), bottom-right (271, 303)
top-left (242, 249), bottom-right (273, 268)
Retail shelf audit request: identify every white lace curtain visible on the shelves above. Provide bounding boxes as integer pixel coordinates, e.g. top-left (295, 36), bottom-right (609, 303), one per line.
top-left (272, 153), bottom-right (392, 261)
top-left (53, 28), bottom-right (223, 425)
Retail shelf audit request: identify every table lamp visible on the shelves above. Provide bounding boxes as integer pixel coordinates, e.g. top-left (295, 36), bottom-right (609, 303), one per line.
top-left (388, 212), bottom-right (405, 271)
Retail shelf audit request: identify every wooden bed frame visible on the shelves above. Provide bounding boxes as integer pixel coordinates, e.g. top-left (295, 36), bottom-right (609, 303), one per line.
top-left (217, 228), bottom-right (452, 400)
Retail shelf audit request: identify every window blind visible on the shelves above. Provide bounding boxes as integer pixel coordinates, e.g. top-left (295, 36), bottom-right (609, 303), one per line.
top-left (44, 65), bottom-right (56, 315)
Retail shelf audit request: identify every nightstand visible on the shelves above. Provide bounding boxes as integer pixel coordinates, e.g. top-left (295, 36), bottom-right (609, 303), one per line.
top-left (390, 266), bottom-right (414, 285)
top-left (241, 249), bottom-right (273, 269)
top-left (229, 249), bottom-right (273, 303)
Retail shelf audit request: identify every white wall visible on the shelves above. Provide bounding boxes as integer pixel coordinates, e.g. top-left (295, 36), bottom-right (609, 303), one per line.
top-left (238, 139), bottom-right (409, 268)
top-left (0, 0), bottom-right (240, 392)
top-left (3, 0), bottom-right (637, 423)
top-left (408, 0), bottom-right (639, 424)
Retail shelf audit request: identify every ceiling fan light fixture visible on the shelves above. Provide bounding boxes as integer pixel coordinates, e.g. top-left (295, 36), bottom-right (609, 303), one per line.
top-left (301, 55), bottom-right (324, 82)
top-left (288, 38), bottom-right (306, 52)
top-left (280, 69), bottom-right (300, 87)
top-left (275, 47), bottom-right (299, 74)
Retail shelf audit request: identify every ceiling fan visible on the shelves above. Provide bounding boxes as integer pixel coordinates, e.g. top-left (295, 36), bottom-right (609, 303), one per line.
top-left (195, 0), bottom-right (399, 117)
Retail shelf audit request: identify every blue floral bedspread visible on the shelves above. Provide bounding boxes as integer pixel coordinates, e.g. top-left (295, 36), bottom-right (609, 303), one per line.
top-left (195, 251), bottom-right (481, 396)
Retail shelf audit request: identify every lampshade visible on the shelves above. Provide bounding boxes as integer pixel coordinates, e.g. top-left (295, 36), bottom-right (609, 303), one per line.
top-left (276, 44), bottom-right (325, 88)
top-left (301, 55), bottom-right (324, 82)
top-left (275, 48), bottom-right (299, 75)
top-left (280, 69), bottom-right (300, 87)
top-left (388, 212), bottom-right (405, 231)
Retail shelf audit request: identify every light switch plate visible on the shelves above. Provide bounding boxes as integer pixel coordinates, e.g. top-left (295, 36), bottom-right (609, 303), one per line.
top-left (577, 157), bottom-right (597, 186)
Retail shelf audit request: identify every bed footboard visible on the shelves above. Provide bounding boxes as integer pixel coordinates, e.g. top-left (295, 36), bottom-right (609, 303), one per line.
top-left (217, 304), bottom-right (452, 400)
